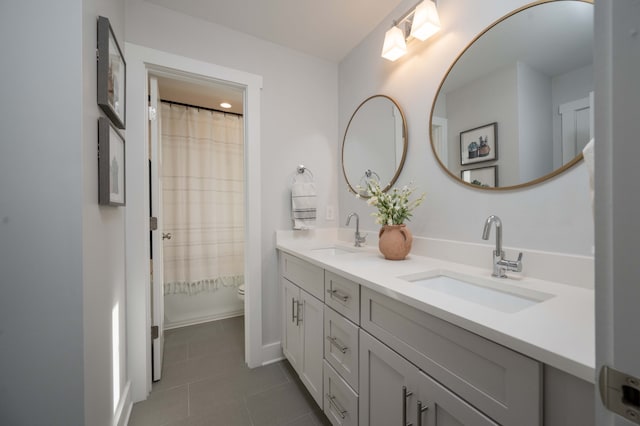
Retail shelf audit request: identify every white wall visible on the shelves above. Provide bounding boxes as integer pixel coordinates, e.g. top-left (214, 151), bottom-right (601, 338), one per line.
top-left (82, 0), bottom-right (129, 425)
top-left (517, 61), bottom-right (553, 183)
top-left (339, 0), bottom-right (594, 256)
top-left (0, 1), bottom-right (127, 425)
top-left (446, 64), bottom-right (518, 183)
top-left (165, 289), bottom-right (243, 328)
top-left (125, 0), bottom-right (339, 346)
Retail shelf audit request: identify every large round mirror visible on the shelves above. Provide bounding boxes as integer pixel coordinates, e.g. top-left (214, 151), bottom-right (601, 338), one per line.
top-left (430, 0), bottom-right (593, 190)
top-left (343, 95), bottom-right (407, 196)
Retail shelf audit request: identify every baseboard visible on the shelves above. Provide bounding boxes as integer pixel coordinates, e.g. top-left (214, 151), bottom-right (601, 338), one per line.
top-left (164, 309), bottom-right (244, 330)
top-left (261, 341), bottom-right (284, 365)
top-left (113, 380), bottom-right (132, 426)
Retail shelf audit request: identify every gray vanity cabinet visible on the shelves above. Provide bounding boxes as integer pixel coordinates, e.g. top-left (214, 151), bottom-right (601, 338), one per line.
top-left (281, 277), bottom-right (324, 407)
top-left (360, 330), bottom-right (496, 426)
top-left (281, 253), bottom-right (325, 408)
top-left (361, 287), bottom-right (541, 426)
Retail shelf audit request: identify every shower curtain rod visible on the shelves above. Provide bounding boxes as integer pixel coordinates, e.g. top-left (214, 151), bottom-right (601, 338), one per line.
top-left (159, 99), bottom-right (244, 117)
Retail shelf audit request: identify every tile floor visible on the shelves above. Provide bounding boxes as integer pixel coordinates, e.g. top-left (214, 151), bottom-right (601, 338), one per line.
top-left (129, 316), bottom-right (331, 426)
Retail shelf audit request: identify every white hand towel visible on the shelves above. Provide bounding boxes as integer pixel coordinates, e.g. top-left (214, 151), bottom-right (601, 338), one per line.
top-left (582, 138), bottom-right (595, 215)
top-left (291, 182), bottom-right (317, 230)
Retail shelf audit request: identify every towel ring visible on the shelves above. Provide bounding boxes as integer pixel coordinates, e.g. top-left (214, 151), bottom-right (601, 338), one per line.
top-left (359, 169), bottom-right (380, 188)
top-left (292, 165), bottom-right (314, 184)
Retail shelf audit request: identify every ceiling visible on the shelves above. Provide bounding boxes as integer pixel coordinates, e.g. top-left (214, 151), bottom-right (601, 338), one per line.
top-left (156, 75), bottom-right (245, 114)
top-left (145, 0), bottom-right (405, 62)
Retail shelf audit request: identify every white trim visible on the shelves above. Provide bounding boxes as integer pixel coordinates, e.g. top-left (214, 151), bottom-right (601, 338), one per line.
top-left (113, 380), bottom-right (132, 426)
top-left (164, 310), bottom-right (244, 330)
top-left (261, 341), bottom-right (284, 366)
top-left (124, 43), bottom-right (264, 402)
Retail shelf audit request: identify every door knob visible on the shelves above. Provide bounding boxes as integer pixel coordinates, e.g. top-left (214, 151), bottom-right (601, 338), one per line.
top-left (162, 232), bottom-right (172, 240)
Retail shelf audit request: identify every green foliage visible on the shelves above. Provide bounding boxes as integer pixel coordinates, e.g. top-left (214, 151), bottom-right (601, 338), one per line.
top-left (361, 181), bottom-right (426, 225)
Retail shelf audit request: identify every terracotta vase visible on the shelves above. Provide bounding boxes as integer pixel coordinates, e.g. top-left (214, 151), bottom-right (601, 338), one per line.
top-left (378, 224), bottom-right (413, 260)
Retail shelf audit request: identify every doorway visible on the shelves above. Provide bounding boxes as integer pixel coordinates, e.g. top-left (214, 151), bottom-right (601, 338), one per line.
top-left (125, 43), bottom-right (263, 401)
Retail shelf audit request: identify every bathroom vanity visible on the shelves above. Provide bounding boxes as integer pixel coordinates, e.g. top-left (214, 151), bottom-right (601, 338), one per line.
top-left (277, 230), bottom-right (595, 426)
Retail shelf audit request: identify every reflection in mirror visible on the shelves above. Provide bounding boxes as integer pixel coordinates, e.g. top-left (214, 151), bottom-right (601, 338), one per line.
top-left (430, 0), bottom-right (593, 189)
top-left (343, 95), bottom-right (407, 196)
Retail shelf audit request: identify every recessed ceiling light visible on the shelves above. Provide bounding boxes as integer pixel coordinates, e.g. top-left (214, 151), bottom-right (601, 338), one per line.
top-left (220, 102), bottom-right (232, 109)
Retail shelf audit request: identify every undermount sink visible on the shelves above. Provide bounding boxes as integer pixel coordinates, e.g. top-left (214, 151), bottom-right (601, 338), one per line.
top-left (311, 245), bottom-right (357, 256)
top-left (400, 271), bottom-right (553, 313)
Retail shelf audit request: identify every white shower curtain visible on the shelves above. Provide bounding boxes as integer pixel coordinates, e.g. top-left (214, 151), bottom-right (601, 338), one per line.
top-left (161, 102), bottom-right (244, 295)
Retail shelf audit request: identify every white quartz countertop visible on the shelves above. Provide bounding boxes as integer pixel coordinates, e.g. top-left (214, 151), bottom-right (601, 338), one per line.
top-left (276, 230), bottom-right (595, 384)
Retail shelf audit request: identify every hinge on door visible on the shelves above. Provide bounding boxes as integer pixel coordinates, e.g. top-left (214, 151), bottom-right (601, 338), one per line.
top-left (599, 365), bottom-right (640, 424)
top-left (151, 325), bottom-right (159, 340)
top-left (150, 216), bottom-right (158, 231)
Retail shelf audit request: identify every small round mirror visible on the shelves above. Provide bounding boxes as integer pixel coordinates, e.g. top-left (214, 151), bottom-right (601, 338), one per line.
top-left (342, 95), bottom-right (407, 196)
top-left (430, 0), bottom-right (593, 190)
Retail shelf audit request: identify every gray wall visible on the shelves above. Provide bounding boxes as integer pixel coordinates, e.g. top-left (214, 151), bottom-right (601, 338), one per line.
top-left (0, 1), bottom-right (85, 424)
top-left (0, 0), bottom-right (127, 424)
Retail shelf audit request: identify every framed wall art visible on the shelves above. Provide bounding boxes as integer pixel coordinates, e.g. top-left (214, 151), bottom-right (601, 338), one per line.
top-left (460, 122), bottom-right (497, 165)
top-left (98, 117), bottom-right (126, 206)
top-left (461, 165), bottom-right (497, 188)
top-left (97, 16), bottom-right (126, 129)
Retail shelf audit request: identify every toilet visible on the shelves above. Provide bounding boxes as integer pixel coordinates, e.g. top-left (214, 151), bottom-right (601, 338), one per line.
top-left (237, 284), bottom-right (245, 301)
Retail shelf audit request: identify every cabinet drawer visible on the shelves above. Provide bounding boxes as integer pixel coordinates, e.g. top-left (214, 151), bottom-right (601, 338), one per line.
top-left (324, 271), bottom-right (360, 324)
top-left (324, 306), bottom-right (359, 392)
top-left (361, 287), bottom-right (541, 426)
top-left (280, 252), bottom-right (324, 300)
top-left (324, 361), bottom-right (358, 426)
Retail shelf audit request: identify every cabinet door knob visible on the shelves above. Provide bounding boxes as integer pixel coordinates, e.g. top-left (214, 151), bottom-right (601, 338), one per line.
top-left (296, 301), bottom-right (303, 325)
top-left (403, 386), bottom-right (413, 426)
top-left (416, 400), bottom-right (429, 426)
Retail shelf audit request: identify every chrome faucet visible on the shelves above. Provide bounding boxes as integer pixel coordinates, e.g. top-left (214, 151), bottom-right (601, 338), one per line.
top-left (482, 215), bottom-right (523, 278)
top-left (346, 212), bottom-right (366, 247)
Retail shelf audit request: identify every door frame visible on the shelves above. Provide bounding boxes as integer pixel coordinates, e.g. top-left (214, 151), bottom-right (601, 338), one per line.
top-left (594, 1), bottom-right (640, 424)
top-left (124, 43), bottom-right (263, 401)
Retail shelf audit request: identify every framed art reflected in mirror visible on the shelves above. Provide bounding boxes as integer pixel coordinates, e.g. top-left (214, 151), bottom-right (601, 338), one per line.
top-left (460, 122), bottom-right (497, 165)
top-left (461, 166), bottom-right (497, 188)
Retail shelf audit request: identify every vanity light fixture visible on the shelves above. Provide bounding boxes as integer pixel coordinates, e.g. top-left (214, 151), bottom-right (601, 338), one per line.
top-left (381, 26), bottom-right (407, 61)
top-left (410, 0), bottom-right (441, 41)
top-left (381, 0), bottom-right (441, 61)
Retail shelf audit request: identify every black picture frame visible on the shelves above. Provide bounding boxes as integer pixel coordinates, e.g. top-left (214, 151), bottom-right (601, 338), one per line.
top-left (460, 122), bottom-right (497, 165)
top-left (460, 165), bottom-right (498, 188)
top-left (97, 16), bottom-right (126, 129)
top-left (98, 117), bottom-right (126, 206)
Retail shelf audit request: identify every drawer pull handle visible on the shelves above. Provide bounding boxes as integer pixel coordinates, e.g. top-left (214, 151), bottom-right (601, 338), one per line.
top-left (326, 335), bottom-right (348, 354)
top-left (402, 386), bottom-right (413, 426)
top-left (326, 288), bottom-right (350, 302)
top-left (326, 393), bottom-right (348, 419)
top-left (416, 401), bottom-right (429, 426)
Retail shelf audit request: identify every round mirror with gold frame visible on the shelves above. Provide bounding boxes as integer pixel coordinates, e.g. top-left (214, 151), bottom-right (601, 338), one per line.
top-left (430, 0), bottom-right (593, 190)
top-left (342, 95), bottom-right (408, 196)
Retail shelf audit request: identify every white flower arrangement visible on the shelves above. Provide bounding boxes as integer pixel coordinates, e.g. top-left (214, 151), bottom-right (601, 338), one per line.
top-left (362, 181), bottom-right (426, 226)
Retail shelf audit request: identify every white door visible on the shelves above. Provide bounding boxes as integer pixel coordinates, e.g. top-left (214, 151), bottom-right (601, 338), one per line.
top-left (595, 1), bottom-right (640, 425)
top-left (559, 93), bottom-right (593, 165)
top-left (149, 76), bottom-right (165, 382)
